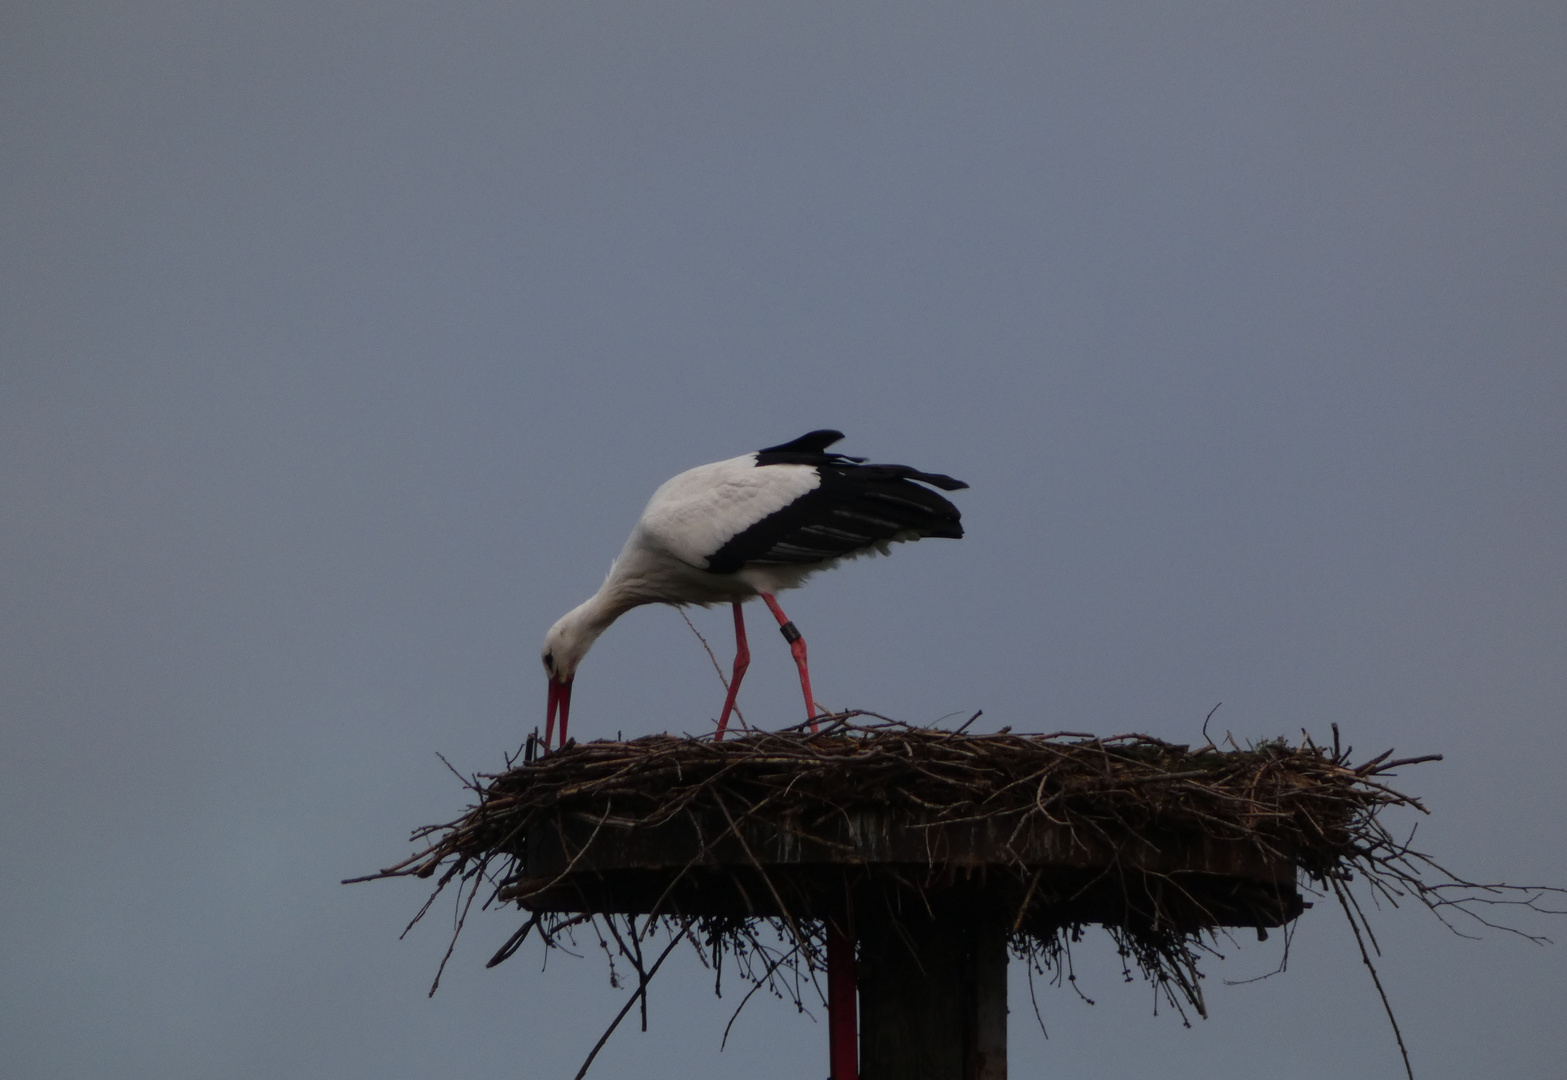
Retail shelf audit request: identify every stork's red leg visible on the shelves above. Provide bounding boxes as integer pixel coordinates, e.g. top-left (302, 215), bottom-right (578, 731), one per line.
top-left (827, 921), bottom-right (858, 1080)
top-left (760, 592), bottom-right (819, 730)
top-left (715, 601), bottom-right (749, 741)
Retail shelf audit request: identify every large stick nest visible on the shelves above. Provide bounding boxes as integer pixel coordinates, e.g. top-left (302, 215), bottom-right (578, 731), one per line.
top-left (353, 715), bottom-right (1561, 1078)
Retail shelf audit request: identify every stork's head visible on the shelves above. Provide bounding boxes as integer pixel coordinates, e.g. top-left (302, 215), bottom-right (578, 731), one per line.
top-left (540, 602), bottom-right (610, 749)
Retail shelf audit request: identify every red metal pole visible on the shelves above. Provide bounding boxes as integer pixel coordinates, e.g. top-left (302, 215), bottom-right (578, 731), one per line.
top-left (827, 924), bottom-right (858, 1080)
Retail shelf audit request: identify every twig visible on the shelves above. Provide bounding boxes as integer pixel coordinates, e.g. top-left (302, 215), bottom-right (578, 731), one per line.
top-left (1333, 876), bottom-right (1415, 1080)
top-left (680, 609), bottom-right (747, 731)
top-left (571, 926), bottom-right (690, 1080)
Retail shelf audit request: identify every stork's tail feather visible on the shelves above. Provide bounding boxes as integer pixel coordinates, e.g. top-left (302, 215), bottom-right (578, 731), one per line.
top-left (867, 463), bottom-right (968, 492)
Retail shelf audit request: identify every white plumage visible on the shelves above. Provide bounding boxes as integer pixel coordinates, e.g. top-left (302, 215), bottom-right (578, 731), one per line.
top-left (541, 430), bottom-right (967, 748)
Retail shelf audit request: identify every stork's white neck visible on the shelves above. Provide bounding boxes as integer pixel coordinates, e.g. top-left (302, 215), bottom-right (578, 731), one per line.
top-left (543, 578), bottom-right (646, 681)
top-left (561, 588), bottom-right (635, 643)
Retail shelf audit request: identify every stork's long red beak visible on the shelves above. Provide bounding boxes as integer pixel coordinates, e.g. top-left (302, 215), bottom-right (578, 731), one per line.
top-left (546, 676), bottom-right (573, 750)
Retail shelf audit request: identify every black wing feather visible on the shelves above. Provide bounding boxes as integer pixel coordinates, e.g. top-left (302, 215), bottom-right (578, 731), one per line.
top-left (705, 436), bottom-right (968, 574)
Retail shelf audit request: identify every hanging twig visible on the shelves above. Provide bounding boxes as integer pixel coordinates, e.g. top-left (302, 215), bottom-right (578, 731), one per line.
top-left (1333, 876), bottom-right (1415, 1080)
top-left (571, 925), bottom-right (691, 1080)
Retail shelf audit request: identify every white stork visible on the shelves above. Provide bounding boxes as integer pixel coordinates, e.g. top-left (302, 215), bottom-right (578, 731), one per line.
top-left (540, 430), bottom-right (967, 748)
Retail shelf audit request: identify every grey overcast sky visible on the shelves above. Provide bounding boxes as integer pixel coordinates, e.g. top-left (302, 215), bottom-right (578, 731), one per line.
top-left (3, 2), bottom-right (1564, 1078)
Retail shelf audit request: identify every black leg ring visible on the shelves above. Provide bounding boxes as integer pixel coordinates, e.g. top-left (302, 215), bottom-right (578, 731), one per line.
top-left (778, 621), bottom-right (802, 644)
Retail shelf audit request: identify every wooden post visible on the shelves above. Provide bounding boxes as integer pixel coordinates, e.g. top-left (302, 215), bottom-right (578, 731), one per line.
top-left (858, 904), bottom-right (1007, 1080)
top-left (967, 915), bottom-right (1007, 1080)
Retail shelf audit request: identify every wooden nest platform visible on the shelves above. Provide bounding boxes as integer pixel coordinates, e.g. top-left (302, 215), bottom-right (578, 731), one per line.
top-left (394, 718), bottom-right (1432, 930)
top-left (483, 726), bottom-right (1371, 930)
